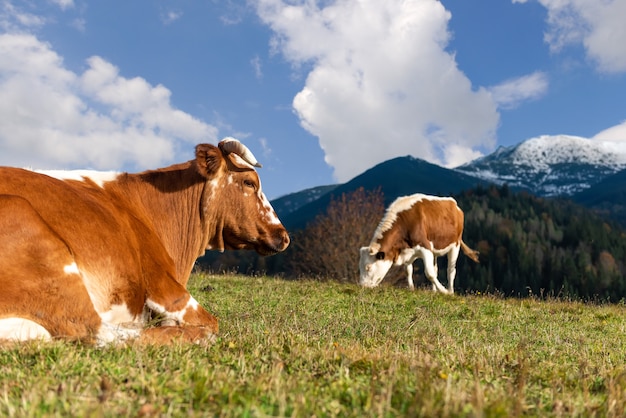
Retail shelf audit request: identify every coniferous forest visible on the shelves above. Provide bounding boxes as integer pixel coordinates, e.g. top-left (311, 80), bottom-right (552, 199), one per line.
top-left (455, 185), bottom-right (626, 301)
top-left (198, 185), bottom-right (626, 302)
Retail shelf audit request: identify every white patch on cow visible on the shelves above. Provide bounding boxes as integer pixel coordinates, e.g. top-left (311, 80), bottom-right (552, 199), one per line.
top-left (79, 271), bottom-right (114, 315)
top-left (187, 296), bottom-right (199, 310)
top-left (35, 169), bottom-right (119, 188)
top-left (258, 192), bottom-right (281, 225)
top-left (396, 247), bottom-right (420, 265)
top-left (371, 194), bottom-right (456, 242)
top-left (204, 179), bottom-right (219, 207)
top-left (145, 295), bottom-right (199, 325)
top-left (63, 262), bottom-right (80, 275)
top-left (396, 243), bottom-right (451, 266)
top-left (99, 303), bottom-right (137, 325)
top-left (0, 318), bottom-right (52, 342)
top-left (146, 299), bottom-right (167, 315)
top-left (359, 247), bottom-right (393, 288)
top-left (95, 322), bottom-right (142, 347)
top-left (92, 303), bottom-right (148, 346)
top-left (430, 241), bottom-right (457, 257)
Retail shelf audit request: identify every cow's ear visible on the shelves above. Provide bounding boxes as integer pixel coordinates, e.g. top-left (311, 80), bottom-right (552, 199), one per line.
top-left (195, 143), bottom-right (224, 178)
top-left (375, 251), bottom-right (385, 260)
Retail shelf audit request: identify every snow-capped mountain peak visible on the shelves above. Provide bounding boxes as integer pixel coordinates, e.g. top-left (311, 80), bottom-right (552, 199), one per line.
top-left (511, 135), bottom-right (626, 169)
top-left (456, 135), bottom-right (626, 196)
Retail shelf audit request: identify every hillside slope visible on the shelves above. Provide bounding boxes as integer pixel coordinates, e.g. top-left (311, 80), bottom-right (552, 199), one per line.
top-left (572, 168), bottom-right (626, 227)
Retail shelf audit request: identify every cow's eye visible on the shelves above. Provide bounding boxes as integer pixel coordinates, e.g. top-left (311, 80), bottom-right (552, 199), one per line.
top-left (243, 179), bottom-right (256, 190)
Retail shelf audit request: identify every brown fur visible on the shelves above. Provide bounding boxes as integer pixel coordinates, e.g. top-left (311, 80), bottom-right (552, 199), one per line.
top-left (461, 240), bottom-right (480, 263)
top-left (0, 142), bottom-right (289, 345)
top-left (376, 198), bottom-right (466, 261)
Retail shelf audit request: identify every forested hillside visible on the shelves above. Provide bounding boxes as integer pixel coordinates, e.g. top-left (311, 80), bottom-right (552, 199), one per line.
top-left (455, 186), bottom-right (626, 301)
top-left (573, 168), bottom-right (626, 228)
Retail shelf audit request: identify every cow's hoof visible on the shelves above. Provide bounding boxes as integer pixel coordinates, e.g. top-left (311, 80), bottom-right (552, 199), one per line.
top-left (138, 326), bottom-right (217, 346)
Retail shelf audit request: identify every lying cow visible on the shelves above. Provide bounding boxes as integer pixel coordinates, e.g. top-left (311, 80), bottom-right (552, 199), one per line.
top-left (359, 193), bottom-right (478, 294)
top-left (0, 138), bottom-right (289, 345)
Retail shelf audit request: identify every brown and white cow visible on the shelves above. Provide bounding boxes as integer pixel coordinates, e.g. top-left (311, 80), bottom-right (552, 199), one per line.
top-left (0, 138), bottom-right (289, 345)
top-left (359, 193), bottom-right (478, 294)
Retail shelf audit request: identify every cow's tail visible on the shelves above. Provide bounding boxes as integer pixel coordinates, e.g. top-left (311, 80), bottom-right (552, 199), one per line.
top-left (460, 240), bottom-right (479, 263)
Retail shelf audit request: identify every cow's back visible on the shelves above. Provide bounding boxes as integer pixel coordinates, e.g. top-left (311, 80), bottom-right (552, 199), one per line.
top-left (402, 197), bottom-right (463, 251)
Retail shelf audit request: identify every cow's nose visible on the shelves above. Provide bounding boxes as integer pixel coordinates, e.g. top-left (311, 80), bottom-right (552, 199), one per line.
top-left (278, 229), bottom-right (290, 250)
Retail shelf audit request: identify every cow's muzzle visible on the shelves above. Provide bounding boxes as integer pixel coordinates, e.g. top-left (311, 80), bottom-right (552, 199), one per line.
top-left (257, 229), bottom-right (290, 256)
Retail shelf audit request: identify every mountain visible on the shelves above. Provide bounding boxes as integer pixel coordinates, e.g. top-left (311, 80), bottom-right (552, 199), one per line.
top-left (572, 168), bottom-right (626, 227)
top-left (273, 134), bottom-right (626, 231)
top-left (280, 155), bottom-right (489, 230)
top-left (455, 135), bottom-right (626, 197)
top-left (271, 184), bottom-right (338, 219)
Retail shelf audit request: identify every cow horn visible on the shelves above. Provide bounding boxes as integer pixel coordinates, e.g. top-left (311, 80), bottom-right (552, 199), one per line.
top-left (219, 137), bottom-right (262, 168)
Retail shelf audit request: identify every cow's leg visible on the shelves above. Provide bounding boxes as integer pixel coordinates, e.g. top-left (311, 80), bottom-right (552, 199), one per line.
top-left (0, 195), bottom-right (103, 342)
top-left (138, 311), bottom-right (218, 346)
top-left (406, 263), bottom-right (415, 290)
top-left (432, 257), bottom-right (439, 291)
top-left (139, 273), bottom-right (219, 345)
top-left (446, 244), bottom-right (461, 294)
top-left (421, 251), bottom-right (449, 294)
top-left (139, 324), bottom-right (217, 345)
top-left (139, 298), bottom-right (219, 345)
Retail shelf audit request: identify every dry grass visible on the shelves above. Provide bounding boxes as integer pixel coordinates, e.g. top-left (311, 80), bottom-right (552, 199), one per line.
top-left (1, 273), bottom-right (626, 417)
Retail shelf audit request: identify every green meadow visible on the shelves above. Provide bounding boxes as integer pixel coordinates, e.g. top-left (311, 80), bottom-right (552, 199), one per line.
top-left (1, 273), bottom-right (625, 417)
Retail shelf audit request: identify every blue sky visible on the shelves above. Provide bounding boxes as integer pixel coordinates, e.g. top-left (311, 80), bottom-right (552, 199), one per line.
top-left (1, 0), bottom-right (625, 199)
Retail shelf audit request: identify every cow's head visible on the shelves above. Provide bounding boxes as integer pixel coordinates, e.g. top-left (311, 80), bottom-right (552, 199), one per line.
top-left (195, 138), bottom-right (289, 256)
top-left (359, 245), bottom-right (393, 287)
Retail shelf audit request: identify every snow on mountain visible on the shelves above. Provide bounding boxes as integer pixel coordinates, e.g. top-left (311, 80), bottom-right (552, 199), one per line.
top-left (455, 135), bottom-right (626, 196)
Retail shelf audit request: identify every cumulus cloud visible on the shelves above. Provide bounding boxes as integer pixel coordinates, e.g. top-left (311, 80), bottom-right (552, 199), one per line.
top-left (256, 0), bottom-right (499, 181)
top-left (0, 33), bottom-right (217, 170)
top-left (592, 121), bottom-right (626, 142)
top-left (489, 72), bottom-right (549, 110)
top-left (524, 0), bottom-right (626, 74)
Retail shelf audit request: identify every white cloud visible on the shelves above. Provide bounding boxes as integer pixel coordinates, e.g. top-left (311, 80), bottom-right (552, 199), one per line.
top-left (528, 0), bottom-right (626, 74)
top-left (489, 71), bottom-right (549, 110)
top-left (256, 0), bottom-right (499, 181)
top-left (1, 2), bottom-right (45, 31)
top-left (592, 121), bottom-right (626, 142)
top-left (161, 9), bottom-right (183, 25)
top-left (251, 54), bottom-right (263, 79)
top-left (0, 33), bottom-right (218, 170)
top-left (71, 17), bottom-right (86, 32)
top-left (51, 0), bottom-right (74, 10)
top-left (259, 137), bottom-right (272, 159)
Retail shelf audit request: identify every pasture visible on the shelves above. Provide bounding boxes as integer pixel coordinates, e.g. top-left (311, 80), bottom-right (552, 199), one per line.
top-left (1, 273), bottom-right (625, 417)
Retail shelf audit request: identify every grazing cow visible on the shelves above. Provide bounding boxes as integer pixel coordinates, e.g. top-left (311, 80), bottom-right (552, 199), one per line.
top-left (359, 193), bottom-right (478, 294)
top-left (0, 138), bottom-right (289, 345)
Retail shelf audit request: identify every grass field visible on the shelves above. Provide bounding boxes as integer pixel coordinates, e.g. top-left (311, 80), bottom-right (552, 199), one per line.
top-left (1, 273), bottom-right (626, 417)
